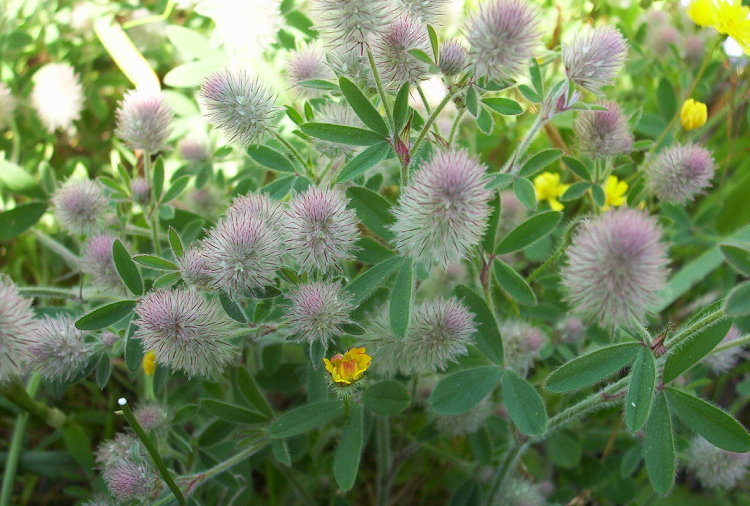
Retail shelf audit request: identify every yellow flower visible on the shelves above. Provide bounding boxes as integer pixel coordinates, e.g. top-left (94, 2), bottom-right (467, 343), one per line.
top-left (602, 175), bottom-right (628, 210)
top-left (680, 99), bottom-right (708, 130)
top-left (323, 347), bottom-right (371, 385)
top-left (142, 351), bottom-right (157, 376)
top-left (688, 0), bottom-right (718, 26)
top-left (533, 172), bottom-right (569, 211)
top-left (687, 0), bottom-right (750, 54)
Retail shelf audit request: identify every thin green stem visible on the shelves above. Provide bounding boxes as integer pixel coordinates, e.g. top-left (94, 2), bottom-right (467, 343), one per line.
top-left (122, 0), bottom-right (175, 29)
top-left (664, 308), bottom-right (724, 348)
top-left (448, 108), bottom-right (466, 145)
top-left (501, 114), bottom-right (545, 175)
top-left (143, 156), bottom-right (162, 256)
top-left (0, 375), bottom-right (41, 506)
top-left (712, 333), bottom-right (750, 355)
top-left (416, 83), bottom-right (432, 114)
top-left (366, 49), bottom-right (395, 133)
top-left (0, 376), bottom-right (66, 428)
top-left (119, 398), bottom-right (186, 506)
top-left (270, 129), bottom-right (308, 170)
top-left (16, 286), bottom-right (118, 301)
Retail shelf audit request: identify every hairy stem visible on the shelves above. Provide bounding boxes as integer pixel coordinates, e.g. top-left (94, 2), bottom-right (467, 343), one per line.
top-left (501, 114), bottom-right (545, 175)
top-left (0, 375), bottom-right (66, 428)
top-left (270, 129), bottom-right (308, 170)
top-left (366, 49), bottom-right (395, 134)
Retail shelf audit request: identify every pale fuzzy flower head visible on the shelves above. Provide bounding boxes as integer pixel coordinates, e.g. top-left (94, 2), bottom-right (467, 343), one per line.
top-left (287, 45), bottom-right (334, 94)
top-left (439, 40), bottom-right (468, 77)
top-left (31, 63), bottom-right (84, 132)
top-left (115, 89), bottom-right (173, 154)
top-left (312, 0), bottom-right (393, 50)
top-left (313, 102), bottom-right (364, 158)
top-left (646, 143), bottom-right (715, 203)
top-left (178, 247), bottom-right (213, 289)
top-left (286, 281), bottom-right (354, 346)
top-left (435, 397), bottom-right (493, 436)
top-left (326, 50), bottom-right (375, 89)
top-left (202, 213), bottom-right (282, 293)
top-left (200, 70), bottom-right (277, 146)
top-left (685, 436), bottom-right (750, 489)
top-left (226, 192), bottom-right (286, 232)
top-left (401, 297), bottom-right (476, 373)
top-left (574, 101), bottom-right (633, 157)
top-left (284, 187), bottom-right (360, 272)
top-left (492, 478), bottom-right (546, 506)
top-left (134, 289), bottom-right (238, 377)
top-left (647, 24), bottom-right (682, 55)
top-left (558, 316), bottom-right (585, 344)
top-left (100, 331), bottom-right (119, 348)
top-left (563, 27), bottom-right (628, 94)
top-left (391, 150), bottom-right (492, 267)
top-left (103, 460), bottom-right (161, 502)
top-left (0, 279), bottom-right (38, 384)
top-left (684, 34), bottom-right (706, 65)
top-left (81, 234), bottom-right (121, 290)
top-left (399, 0), bottom-right (447, 24)
top-left (81, 494), bottom-right (118, 506)
top-left (703, 325), bottom-right (744, 374)
top-left (501, 320), bottom-right (545, 377)
top-left (561, 208), bottom-right (669, 328)
top-left (133, 403), bottom-right (169, 431)
top-left (96, 432), bottom-right (141, 469)
top-left (0, 82), bottom-right (16, 129)
top-left (52, 178), bottom-right (108, 235)
top-left (28, 315), bottom-right (91, 382)
top-left (130, 178), bottom-right (150, 205)
top-left (374, 16), bottom-right (431, 85)
top-left (183, 185), bottom-right (224, 219)
top-left (466, 0), bottom-right (541, 80)
top-left (177, 135), bottom-right (209, 164)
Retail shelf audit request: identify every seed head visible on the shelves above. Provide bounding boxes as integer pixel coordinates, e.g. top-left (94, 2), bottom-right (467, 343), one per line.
top-left (647, 23), bottom-right (681, 55)
top-left (133, 402), bottom-right (169, 431)
top-left (134, 289), bottom-right (238, 377)
top-left (130, 178), bottom-right (150, 205)
top-left (492, 478), bottom-right (546, 506)
top-left (439, 40), bottom-right (468, 77)
top-left (703, 325), bottom-right (744, 374)
top-left (178, 246), bottom-right (214, 289)
top-left (0, 278), bottom-right (37, 384)
top-left (435, 398), bottom-right (493, 436)
top-left (200, 69), bottom-right (277, 145)
top-left (103, 460), bottom-right (161, 502)
top-left (96, 433), bottom-right (141, 470)
top-left (0, 82), bottom-right (16, 130)
top-left (313, 102), bottom-right (364, 158)
top-left (466, 0), bottom-right (541, 80)
top-left (500, 320), bottom-right (545, 377)
top-left (558, 316), bottom-right (585, 344)
top-left (646, 143), bottom-right (715, 203)
top-left (374, 17), bottom-right (431, 85)
top-left (312, 0), bottom-right (393, 50)
top-left (284, 187), bottom-right (360, 272)
top-left (391, 150), bottom-right (492, 267)
top-left (563, 27), bottom-right (628, 94)
top-left (226, 192), bottom-right (286, 233)
top-left (287, 282), bottom-right (354, 347)
top-left (52, 178), bottom-right (108, 235)
top-left (31, 63), bottom-right (84, 132)
top-left (115, 89), bottom-right (173, 154)
top-left (326, 50), bottom-right (375, 89)
top-left (685, 436), bottom-right (750, 489)
top-left (177, 134), bottom-right (209, 164)
top-left (399, 0), bottom-right (447, 24)
top-left (202, 212), bottom-right (282, 293)
top-left (287, 45), bottom-right (334, 94)
top-left (561, 208), bottom-right (669, 328)
top-left (81, 234), bottom-right (122, 290)
top-left (28, 315), bottom-right (91, 382)
top-left (574, 101), bottom-right (633, 157)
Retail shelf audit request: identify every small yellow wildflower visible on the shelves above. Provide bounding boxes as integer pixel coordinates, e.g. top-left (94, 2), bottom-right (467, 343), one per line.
top-left (688, 0), bottom-right (750, 54)
top-left (681, 99), bottom-right (708, 130)
top-left (142, 350), bottom-right (157, 376)
top-left (533, 172), bottom-right (569, 212)
top-left (602, 175), bottom-right (628, 210)
top-left (323, 347), bottom-right (371, 385)
top-left (688, 0), bottom-right (718, 26)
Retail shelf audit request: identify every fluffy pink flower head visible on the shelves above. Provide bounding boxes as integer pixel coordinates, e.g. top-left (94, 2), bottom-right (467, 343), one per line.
top-left (702, 325), bottom-right (744, 374)
top-left (284, 187), bottom-right (360, 272)
top-left (177, 135), bottom-right (209, 164)
top-left (103, 460), bottom-right (161, 502)
top-left (178, 246), bottom-right (213, 289)
top-left (574, 101), bottom-right (633, 157)
top-left (286, 281), bottom-right (354, 346)
top-left (374, 16), bottom-right (430, 84)
top-left (134, 289), bottom-right (238, 377)
top-left (287, 45), bottom-right (333, 93)
top-left (28, 315), bottom-right (91, 382)
top-left (115, 89), bottom-right (173, 154)
top-left (312, 0), bottom-right (393, 50)
top-left (466, 0), bottom-right (541, 80)
top-left (685, 436), bottom-right (750, 489)
top-left (400, 0), bottom-right (447, 24)
top-left (561, 208), bottom-right (669, 328)
top-left (52, 178), bottom-right (108, 235)
top-left (81, 234), bottom-right (121, 290)
top-left (646, 143), bottom-right (715, 203)
top-left (439, 40), bottom-right (468, 77)
top-left (133, 402), bottom-right (168, 431)
top-left (31, 63), bottom-right (84, 132)
top-left (0, 278), bottom-right (37, 384)
top-left (391, 150), bottom-right (492, 267)
top-left (130, 178), bottom-right (150, 205)
top-left (501, 320), bottom-right (545, 377)
top-left (563, 27), bottom-right (628, 94)
top-left (226, 192), bottom-right (286, 232)
top-left (96, 432), bottom-right (141, 470)
top-left (200, 69), bottom-right (277, 146)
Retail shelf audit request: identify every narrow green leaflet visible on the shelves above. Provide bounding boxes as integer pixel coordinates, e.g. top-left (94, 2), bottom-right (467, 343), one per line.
top-left (339, 76), bottom-right (389, 136)
top-left (481, 194), bottom-right (501, 253)
top-left (132, 254), bottom-right (178, 271)
top-left (300, 123), bottom-right (385, 146)
top-left (346, 255), bottom-right (403, 306)
top-left (346, 185), bottom-right (395, 240)
top-left (389, 257), bottom-right (413, 339)
top-left (427, 24), bottom-right (439, 61)
top-left (363, 380), bottom-right (411, 416)
top-left (235, 367), bottom-right (274, 419)
top-left (545, 342), bottom-right (640, 393)
top-left (625, 347), bottom-right (656, 432)
top-left (76, 300), bottom-right (137, 330)
top-left (336, 142), bottom-right (391, 183)
top-left (333, 404), bottom-right (364, 491)
top-left (247, 145), bottom-right (297, 173)
top-left (152, 158), bottom-right (164, 202)
top-left (644, 391), bottom-right (675, 495)
top-left (269, 400), bottom-right (344, 438)
top-left (665, 387), bottom-right (750, 452)
top-left (492, 259), bottom-right (536, 306)
top-left (726, 281), bottom-right (750, 316)
top-left (719, 243), bottom-right (750, 276)
top-left (168, 226), bottom-right (184, 258)
top-left (162, 176), bottom-right (191, 203)
top-left (482, 97), bottom-right (523, 115)
top-left (502, 369), bottom-right (547, 436)
top-left (513, 177), bottom-right (537, 210)
top-left (429, 366), bottom-right (503, 415)
top-left (519, 149), bottom-right (563, 178)
top-left (454, 285), bottom-right (503, 364)
top-left (0, 202), bottom-right (47, 241)
top-left (393, 83), bottom-right (410, 133)
top-left (663, 317), bottom-right (733, 382)
top-left (495, 211), bottom-right (561, 254)
top-left (200, 399), bottom-right (269, 425)
top-left (112, 240), bottom-right (143, 296)
top-left (562, 156), bottom-right (591, 181)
